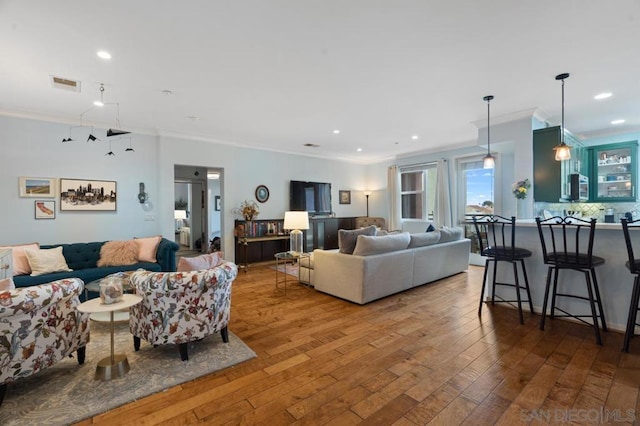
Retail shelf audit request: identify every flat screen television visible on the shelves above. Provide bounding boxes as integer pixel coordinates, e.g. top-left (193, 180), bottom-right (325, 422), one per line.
top-left (289, 180), bottom-right (332, 217)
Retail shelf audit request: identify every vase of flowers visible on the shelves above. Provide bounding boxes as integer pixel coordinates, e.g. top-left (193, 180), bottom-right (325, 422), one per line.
top-left (512, 178), bottom-right (531, 218)
top-left (234, 200), bottom-right (260, 221)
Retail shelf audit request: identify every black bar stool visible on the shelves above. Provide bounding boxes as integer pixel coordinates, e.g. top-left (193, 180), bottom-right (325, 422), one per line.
top-left (472, 215), bottom-right (533, 324)
top-left (621, 218), bottom-right (640, 352)
top-left (536, 216), bottom-right (607, 345)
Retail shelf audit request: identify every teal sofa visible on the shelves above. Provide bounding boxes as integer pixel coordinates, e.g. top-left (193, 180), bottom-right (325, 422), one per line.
top-left (12, 238), bottom-right (179, 289)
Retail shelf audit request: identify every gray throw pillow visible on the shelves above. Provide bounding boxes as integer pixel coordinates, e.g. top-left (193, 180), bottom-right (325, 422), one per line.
top-left (438, 226), bottom-right (463, 243)
top-left (338, 225), bottom-right (377, 254)
top-left (352, 232), bottom-right (411, 256)
top-left (408, 232), bottom-right (441, 248)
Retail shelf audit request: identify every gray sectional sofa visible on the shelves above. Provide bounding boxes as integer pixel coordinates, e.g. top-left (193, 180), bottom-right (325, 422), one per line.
top-left (310, 227), bottom-right (470, 304)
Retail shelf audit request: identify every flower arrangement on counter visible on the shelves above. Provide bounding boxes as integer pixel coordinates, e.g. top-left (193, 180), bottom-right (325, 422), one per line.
top-left (234, 200), bottom-right (260, 221)
top-left (512, 178), bottom-right (531, 200)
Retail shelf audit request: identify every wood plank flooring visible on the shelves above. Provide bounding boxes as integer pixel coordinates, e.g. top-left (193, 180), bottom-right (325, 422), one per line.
top-left (77, 265), bottom-right (640, 425)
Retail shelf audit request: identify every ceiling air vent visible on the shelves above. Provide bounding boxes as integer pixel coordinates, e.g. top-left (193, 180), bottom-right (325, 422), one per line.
top-left (50, 75), bottom-right (81, 92)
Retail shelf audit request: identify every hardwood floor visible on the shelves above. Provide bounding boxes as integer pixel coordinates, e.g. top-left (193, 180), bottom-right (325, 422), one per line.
top-left (78, 265), bottom-right (640, 425)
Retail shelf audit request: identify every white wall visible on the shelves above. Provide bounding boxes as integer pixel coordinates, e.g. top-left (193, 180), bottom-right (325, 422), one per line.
top-left (158, 136), bottom-right (370, 258)
top-left (0, 115), bottom-right (161, 245)
top-left (1, 115), bottom-right (377, 261)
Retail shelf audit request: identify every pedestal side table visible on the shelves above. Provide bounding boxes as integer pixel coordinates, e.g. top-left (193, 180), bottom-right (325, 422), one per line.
top-left (77, 294), bottom-right (142, 381)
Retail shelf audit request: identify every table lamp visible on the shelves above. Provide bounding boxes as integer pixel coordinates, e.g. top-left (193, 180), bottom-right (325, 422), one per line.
top-left (284, 211), bottom-right (309, 255)
top-left (174, 210), bottom-right (187, 229)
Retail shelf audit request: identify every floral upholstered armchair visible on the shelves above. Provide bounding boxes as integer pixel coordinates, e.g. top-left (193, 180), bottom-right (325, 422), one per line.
top-left (129, 261), bottom-right (238, 361)
top-left (0, 278), bottom-right (90, 406)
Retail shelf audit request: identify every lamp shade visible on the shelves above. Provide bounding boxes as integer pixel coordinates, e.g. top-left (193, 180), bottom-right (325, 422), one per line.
top-left (174, 210), bottom-right (187, 220)
top-left (284, 211), bottom-right (309, 254)
top-left (283, 211), bottom-right (309, 230)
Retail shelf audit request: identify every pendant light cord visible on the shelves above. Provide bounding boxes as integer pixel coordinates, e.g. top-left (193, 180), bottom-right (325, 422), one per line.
top-left (487, 97), bottom-right (491, 151)
top-left (561, 78), bottom-right (565, 145)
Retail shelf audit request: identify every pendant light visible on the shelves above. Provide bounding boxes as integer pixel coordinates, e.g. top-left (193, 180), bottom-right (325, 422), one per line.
top-left (553, 73), bottom-right (572, 161)
top-left (483, 95), bottom-right (495, 169)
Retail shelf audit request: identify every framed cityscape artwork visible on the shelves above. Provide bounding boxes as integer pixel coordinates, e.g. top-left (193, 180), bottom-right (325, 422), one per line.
top-left (59, 178), bottom-right (117, 211)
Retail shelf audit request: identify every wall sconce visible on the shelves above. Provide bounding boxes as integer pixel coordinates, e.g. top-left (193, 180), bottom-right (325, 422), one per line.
top-left (553, 73), bottom-right (572, 161)
top-left (363, 191), bottom-right (371, 217)
top-left (482, 95), bottom-right (495, 169)
top-left (138, 182), bottom-right (148, 204)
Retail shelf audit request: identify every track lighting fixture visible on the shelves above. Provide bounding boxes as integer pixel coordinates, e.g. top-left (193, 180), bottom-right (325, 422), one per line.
top-left (87, 134), bottom-right (99, 142)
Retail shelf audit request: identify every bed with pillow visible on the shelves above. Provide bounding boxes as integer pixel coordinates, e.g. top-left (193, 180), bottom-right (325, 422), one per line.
top-left (3, 237), bottom-right (179, 291)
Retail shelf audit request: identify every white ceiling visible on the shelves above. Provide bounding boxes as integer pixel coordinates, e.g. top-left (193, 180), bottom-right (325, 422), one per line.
top-left (1, 1), bottom-right (639, 164)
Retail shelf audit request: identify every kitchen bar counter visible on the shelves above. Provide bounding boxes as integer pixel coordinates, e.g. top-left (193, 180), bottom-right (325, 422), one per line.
top-left (486, 219), bottom-right (634, 332)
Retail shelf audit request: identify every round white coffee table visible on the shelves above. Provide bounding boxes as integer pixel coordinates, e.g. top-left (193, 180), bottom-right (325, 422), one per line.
top-left (77, 294), bottom-right (142, 381)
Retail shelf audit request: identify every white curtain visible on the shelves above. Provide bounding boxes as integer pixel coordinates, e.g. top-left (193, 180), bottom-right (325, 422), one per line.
top-left (434, 159), bottom-right (452, 228)
top-left (387, 165), bottom-right (401, 231)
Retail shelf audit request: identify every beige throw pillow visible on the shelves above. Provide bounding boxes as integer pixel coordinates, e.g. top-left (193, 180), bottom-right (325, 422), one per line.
top-left (0, 278), bottom-right (15, 291)
top-left (134, 236), bottom-right (162, 263)
top-left (0, 243), bottom-right (39, 276)
top-left (98, 240), bottom-right (139, 267)
top-left (177, 252), bottom-right (225, 272)
top-left (23, 246), bottom-right (72, 276)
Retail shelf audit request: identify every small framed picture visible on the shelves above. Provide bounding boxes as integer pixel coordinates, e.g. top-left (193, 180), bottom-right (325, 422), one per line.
top-left (339, 190), bottom-right (351, 205)
top-left (19, 177), bottom-right (57, 198)
top-left (215, 195), bottom-right (221, 211)
top-left (255, 185), bottom-right (270, 203)
top-left (35, 200), bottom-right (56, 219)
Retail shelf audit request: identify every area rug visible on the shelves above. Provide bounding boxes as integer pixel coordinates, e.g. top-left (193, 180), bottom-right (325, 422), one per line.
top-left (0, 320), bottom-right (256, 426)
top-left (269, 263), bottom-right (299, 278)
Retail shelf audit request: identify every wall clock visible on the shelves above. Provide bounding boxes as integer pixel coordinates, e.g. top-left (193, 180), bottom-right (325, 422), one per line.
top-left (255, 185), bottom-right (269, 203)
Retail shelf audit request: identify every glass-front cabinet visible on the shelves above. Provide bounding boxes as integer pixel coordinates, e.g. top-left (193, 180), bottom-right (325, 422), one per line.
top-left (590, 141), bottom-right (638, 202)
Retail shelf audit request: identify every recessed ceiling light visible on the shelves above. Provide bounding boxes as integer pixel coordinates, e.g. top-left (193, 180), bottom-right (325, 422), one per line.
top-left (611, 119), bottom-right (625, 125)
top-left (594, 92), bottom-right (612, 100)
top-left (357, 148), bottom-right (363, 152)
top-left (304, 143), bottom-right (320, 148)
top-left (333, 129), bottom-right (340, 134)
top-left (411, 135), bottom-right (419, 140)
top-left (161, 89), bottom-right (173, 96)
top-left (93, 100), bottom-right (104, 107)
top-left (96, 51), bottom-right (111, 60)
top-left (187, 115), bottom-right (200, 121)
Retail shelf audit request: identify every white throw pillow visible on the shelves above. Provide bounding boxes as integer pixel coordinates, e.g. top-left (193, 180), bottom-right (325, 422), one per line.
top-left (352, 232), bottom-right (411, 256)
top-left (24, 246), bottom-right (73, 276)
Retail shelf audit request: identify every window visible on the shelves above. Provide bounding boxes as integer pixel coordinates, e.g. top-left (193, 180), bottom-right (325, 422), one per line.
top-left (460, 159), bottom-right (494, 219)
top-left (400, 164), bottom-right (436, 220)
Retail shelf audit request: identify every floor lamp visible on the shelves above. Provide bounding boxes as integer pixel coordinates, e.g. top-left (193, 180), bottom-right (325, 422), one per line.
top-left (364, 191), bottom-right (371, 217)
top-left (284, 211), bottom-right (309, 255)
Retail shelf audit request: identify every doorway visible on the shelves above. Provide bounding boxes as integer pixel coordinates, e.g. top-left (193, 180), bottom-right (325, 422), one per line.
top-left (174, 165), bottom-right (223, 257)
